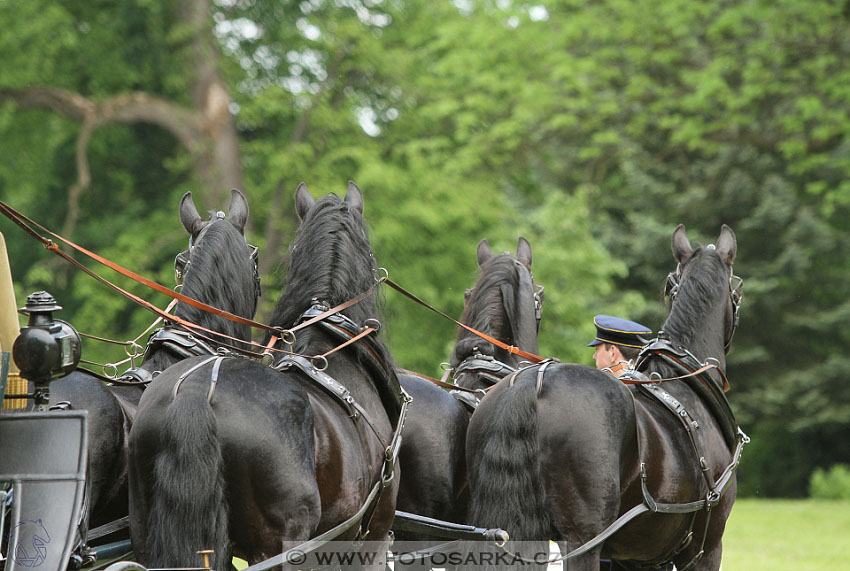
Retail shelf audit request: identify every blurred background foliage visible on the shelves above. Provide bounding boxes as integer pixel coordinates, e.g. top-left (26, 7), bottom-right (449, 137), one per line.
top-left (1, 0), bottom-right (848, 497)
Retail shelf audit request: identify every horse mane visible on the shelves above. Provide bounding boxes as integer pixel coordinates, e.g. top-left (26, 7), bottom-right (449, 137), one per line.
top-left (267, 194), bottom-right (394, 367)
top-left (175, 219), bottom-right (257, 347)
top-left (451, 253), bottom-right (522, 366)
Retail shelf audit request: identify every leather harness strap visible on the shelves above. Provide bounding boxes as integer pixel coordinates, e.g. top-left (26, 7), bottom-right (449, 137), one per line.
top-left (171, 356), bottom-right (220, 401)
top-left (398, 367), bottom-right (461, 391)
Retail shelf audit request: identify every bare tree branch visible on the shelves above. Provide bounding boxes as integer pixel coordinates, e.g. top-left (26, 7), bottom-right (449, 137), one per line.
top-left (0, 86), bottom-right (209, 240)
top-left (0, 87), bottom-right (205, 150)
top-left (0, 0), bottom-right (244, 238)
top-left (62, 116), bottom-right (94, 240)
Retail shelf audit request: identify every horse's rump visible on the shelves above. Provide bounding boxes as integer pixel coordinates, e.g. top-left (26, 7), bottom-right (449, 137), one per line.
top-left (130, 356), bottom-right (321, 568)
top-left (130, 184), bottom-right (401, 571)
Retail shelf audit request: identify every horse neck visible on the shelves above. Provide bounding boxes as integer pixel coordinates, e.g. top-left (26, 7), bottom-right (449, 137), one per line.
top-left (267, 200), bottom-right (394, 401)
top-left (268, 201), bottom-right (377, 333)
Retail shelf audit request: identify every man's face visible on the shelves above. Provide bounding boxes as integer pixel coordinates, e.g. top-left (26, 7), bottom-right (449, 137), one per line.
top-left (593, 343), bottom-right (622, 370)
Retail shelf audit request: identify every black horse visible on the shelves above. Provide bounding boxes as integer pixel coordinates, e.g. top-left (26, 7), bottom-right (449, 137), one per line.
top-left (128, 182), bottom-right (401, 571)
top-left (48, 188), bottom-right (258, 541)
top-left (465, 225), bottom-right (744, 571)
top-left (450, 237), bottom-right (540, 396)
top-left (394, 237), bottom-right (541, 552)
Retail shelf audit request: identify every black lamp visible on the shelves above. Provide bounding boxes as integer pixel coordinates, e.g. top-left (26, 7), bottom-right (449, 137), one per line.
top-left (12, 291), bottom-right (81, 409)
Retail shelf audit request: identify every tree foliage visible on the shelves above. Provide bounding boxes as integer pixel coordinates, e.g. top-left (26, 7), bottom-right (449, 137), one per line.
top-left (1, 0), bottom-right (848, 496)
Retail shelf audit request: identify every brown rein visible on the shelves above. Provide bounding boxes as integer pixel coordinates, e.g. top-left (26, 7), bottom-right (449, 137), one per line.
top-left (0, 199), bottom-right (383, 359)
top-left (0, 200), bottom-right (277, 334)
top-left (384, 277), bottom-right (545, 364)
top-left (2, 199), bottom-right (541, 368)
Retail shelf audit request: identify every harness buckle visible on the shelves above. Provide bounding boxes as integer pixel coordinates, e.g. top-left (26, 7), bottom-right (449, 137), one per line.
top-left (382, 446), bottom-right (396, 486)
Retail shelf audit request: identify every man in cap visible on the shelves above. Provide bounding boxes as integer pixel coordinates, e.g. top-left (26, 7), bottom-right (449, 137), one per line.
top-left (588, 314), bottom-right (652, 378)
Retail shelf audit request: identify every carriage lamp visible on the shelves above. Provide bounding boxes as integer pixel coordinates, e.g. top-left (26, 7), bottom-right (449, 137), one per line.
top-left (12, 291), bottom-right (81, 409)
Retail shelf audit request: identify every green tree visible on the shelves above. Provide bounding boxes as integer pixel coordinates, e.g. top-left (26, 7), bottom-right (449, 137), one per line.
top-left (2, 0), bottom-right (848, 496)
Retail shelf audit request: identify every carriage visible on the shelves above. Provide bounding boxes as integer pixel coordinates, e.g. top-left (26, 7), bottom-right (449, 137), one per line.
top-left (1, 187), bottom-right (747, 571)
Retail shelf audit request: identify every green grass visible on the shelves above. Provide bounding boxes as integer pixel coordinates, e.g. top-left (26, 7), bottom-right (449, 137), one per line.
top-left (722, 498), bottom-right (850, 570)
top-left (233, 499), bottom-right (848, 570)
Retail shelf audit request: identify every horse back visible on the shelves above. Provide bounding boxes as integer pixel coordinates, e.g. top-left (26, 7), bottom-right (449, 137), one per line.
top-left (534, 364), bottom-right (639, 509)
top-left (532, 365), bottom-right (734, 563)
top-left (129, 356), bottom-right (322, 563)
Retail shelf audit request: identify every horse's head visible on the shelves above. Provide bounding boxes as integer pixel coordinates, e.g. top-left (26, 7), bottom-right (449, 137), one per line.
top-left (270, 181), bottom-right (379, 333)
top-left (451, 236), bottom-right (543, 370)
top-left (662, 224), bottom-right (742, 365)
top-left (172, 189), bottom-right (260, 341)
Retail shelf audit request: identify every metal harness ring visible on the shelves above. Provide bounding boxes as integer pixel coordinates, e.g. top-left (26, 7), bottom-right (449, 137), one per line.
top-left (311, 354), bottom-right (328, 371)
top-left (276, 327), bottom-right (296, 346)
top-left (125, 341), bottom-right (144, 359)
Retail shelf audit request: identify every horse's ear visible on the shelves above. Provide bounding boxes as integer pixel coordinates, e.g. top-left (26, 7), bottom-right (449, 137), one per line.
top-left (671, 224), bottom-right (693, 265)
top-left (477, 238), bottom-right (493, 267)
top-left (295, 182), bottom-right (314, 221)
top-left (345, 181), bottom-right (364, 215)
top-left (179, 191), bottom-right (204, 236)
top-left (516, 236), bottom-right (532, 269)
top-left (716, 224), bottom-right (737, 265)
top-left (228, 188), bottom-right (249, 233)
